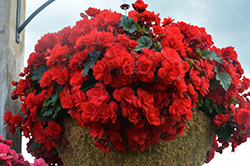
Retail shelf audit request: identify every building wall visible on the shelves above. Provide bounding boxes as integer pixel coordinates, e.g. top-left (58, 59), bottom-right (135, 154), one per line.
top-left (0, 0), bottom-right (26, 153)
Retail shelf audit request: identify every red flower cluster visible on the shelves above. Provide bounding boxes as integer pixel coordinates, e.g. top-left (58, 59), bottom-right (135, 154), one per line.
top-left (4, 0), bottom-right (250, 165)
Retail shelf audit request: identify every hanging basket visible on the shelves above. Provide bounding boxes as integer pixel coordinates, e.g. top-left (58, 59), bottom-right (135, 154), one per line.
top-left (56, 110), bottom-right (214, 166)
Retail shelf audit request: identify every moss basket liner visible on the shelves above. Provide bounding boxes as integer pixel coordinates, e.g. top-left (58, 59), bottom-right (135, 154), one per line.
top-left (56, 110), bottom-right (214, 166)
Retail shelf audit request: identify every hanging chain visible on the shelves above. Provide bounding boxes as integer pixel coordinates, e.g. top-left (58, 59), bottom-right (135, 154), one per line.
top-left (120, 0), bottom-right (130, 15)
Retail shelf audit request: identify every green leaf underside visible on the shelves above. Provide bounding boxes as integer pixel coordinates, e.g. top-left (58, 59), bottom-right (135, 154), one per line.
top-left (82, 50), bottom-right (101, 77)
top-left (215, 72), bottom-right (231, 91)
top-left (29, 64), bottom-right (50, 82)
top-left (133, 36), bottom-right (153, 52)
top-left (214, 124), bottom-right (234, 141)
top-left (118, 15), bottom-right (136, 33)
top-left (199, 49), bottom-right (222, 63)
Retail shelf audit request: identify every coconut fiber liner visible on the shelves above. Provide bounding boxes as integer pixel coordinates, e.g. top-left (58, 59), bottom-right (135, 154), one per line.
top-left (56, 110), bottom-right (215, 166)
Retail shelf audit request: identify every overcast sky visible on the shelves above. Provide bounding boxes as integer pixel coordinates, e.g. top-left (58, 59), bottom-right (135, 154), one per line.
top-left (22, 0), bottom-right (250, 165)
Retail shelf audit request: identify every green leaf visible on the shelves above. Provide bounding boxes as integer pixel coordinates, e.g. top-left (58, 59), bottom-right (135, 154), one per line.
top-left (29, 87), bottom-right (34, 93)
top-left (0, 160), bottom-right (5, 166)
top-left (187, 58), bottom-right (196, 70)
top-left (56, 107), bottom-right (69, 120)
top-left (217, 105), bottom-right (224, 113)
top-left (36, 113), bottom-right (54, 122)
top-left (118, 15), bottom-right (136, 33)
top-left (204, 98), bottom-right (215, 114)
top-left (133, 36), bottom-right (153, 52)
top-left (196, 94), bottom-right (204, 108)
top-left (43, 83), bottom-right (62, 107)
top-left (43, 97), bottom-right (51, 107)
top-left (239, 131), bottom-right (246, 134)
top-left (215, 72), bottom-right (231, 91)
top-left (41, 99), bottom-right (62, 120)
top-left (153, 41), bottom-right (162, 52)
top-left (82, 50), bottom-right (100, 77)
top-left (36, 107), bottom-right (54, 122)
top-left (53, 104), bottom-right (62, 118)
top-left (214, 124), bottom-right (234, 141)
top-left (196, 47), bottom-right (201, 55)
top-left (18, 109), bottom-right (26, 119)
top-left (142, 25), bottom-right (149, 34)
top-left (66, 54), bottom-right (73, 59)
top-left (36, 113), bottom-right (44, 122)
top-left (200, 49), bottom-right (222, 63)
top-left (200, 98), bottom-right (217, 115)
top-left (214, 65), bottom-right (219, 73)
top-left (41, 105), bottom-right (56, 117)
top-left (209, 79), bottom-right (220, 90)
top-left (29, 64), bottom-right (50, 82)
top-left (232, 97), bottom-right (237, 102)
top-left (80, 75), bottom-right (99, 92)
top-left (29, 141), bottom-right (41, 151)
top-left (187, 61), bottom-right (193, 68)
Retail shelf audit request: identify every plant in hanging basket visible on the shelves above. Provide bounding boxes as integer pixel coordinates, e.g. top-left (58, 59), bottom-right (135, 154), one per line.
top-left (3, 0), bottom-right (250, 165)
